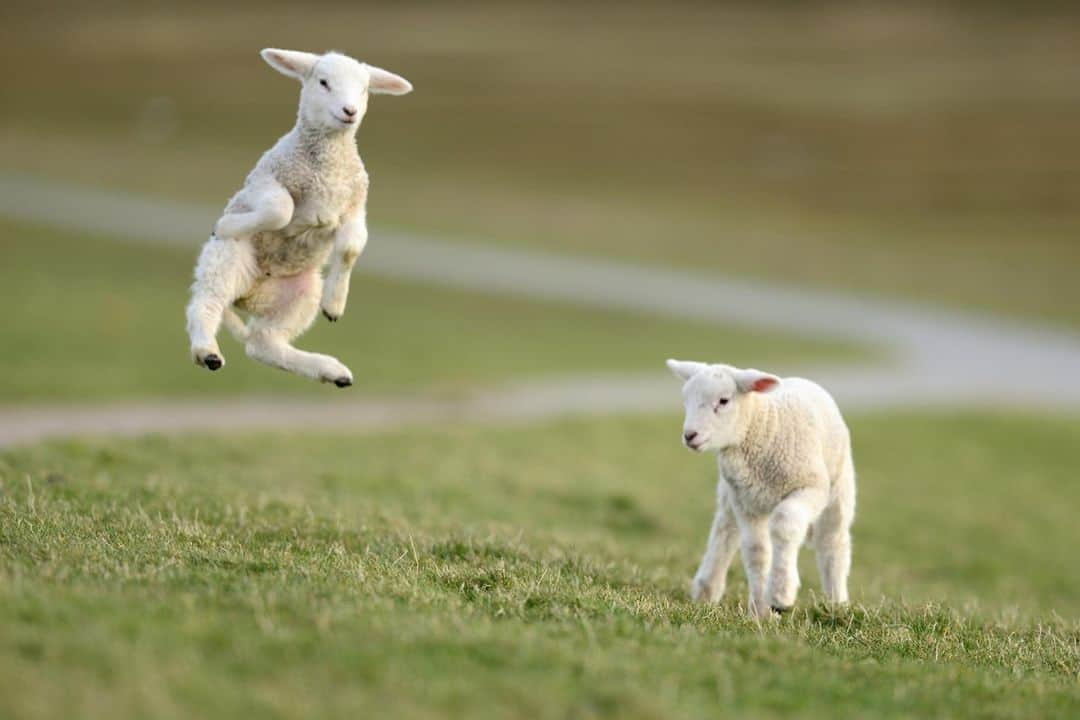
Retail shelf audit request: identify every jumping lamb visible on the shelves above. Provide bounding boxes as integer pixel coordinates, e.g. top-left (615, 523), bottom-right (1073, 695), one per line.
top-left (185, 48), bottom-right (412, 385)
top-left (666, 359), bottom-right (855, 618)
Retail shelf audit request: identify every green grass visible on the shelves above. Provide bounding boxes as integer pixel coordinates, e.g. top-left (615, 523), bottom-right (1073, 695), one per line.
top-left (2, 2), bottom-right (1080, 327)
top-left (1, 412), bottom-right (1078, 718)
top-left (0, 218), bottom-right (860, 403)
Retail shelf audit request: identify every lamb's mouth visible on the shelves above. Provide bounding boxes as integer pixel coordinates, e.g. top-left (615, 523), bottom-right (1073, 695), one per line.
top-left (686, 439), bottom-right (707, 452)
top-left (334, 114), bottom-right (356, 125)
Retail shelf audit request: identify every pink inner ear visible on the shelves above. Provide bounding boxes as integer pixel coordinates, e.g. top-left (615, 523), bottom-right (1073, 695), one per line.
top-left (750, 377), bottom-right (778, 393)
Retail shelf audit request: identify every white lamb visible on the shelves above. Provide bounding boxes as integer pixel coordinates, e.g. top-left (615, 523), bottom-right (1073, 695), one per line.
top-left (185, 49), bottom-right (412, 385)
top-left (666, 359), bottom-right (855, 618)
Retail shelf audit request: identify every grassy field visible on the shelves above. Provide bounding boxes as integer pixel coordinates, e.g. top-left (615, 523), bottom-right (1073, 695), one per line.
top-left (2, 2), bottom-right (1079, 327)
top-left (2, 218), bottom-right (861, 403)
top-left (2, 4), bottom-right (1078, 717)
top-left (1, 412), bottom-right (1078, 718)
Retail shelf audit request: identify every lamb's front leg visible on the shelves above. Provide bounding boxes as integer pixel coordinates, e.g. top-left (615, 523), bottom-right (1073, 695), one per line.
top-left (690, 484), bottom-right (739, 603)
top-left (214, 182), bottom-right (294, 240)
top-left (766, 485), bottom-right (827, 614)
top-left (737, 513), bottom-right (772, 619)
top-left (321, 210), bottom-right (368, 322)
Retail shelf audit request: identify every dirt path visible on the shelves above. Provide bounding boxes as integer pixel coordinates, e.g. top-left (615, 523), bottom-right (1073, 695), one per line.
top-left (2, 173), bottom-right (1079, 448)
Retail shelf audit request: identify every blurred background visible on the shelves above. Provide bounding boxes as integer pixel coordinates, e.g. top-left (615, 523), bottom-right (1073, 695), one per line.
top-left (2, 0), bottom-right (1079, 401)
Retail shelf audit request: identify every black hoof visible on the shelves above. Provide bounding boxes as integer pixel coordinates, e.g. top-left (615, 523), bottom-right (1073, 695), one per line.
top-left (333, 377), bottom-right (352, 388)
top-left (770, 605), bottom-right (792, 616)
top-left (323, 310), bottom-right (339, 322)
top-left (204, 354), bottom-right (223, 371)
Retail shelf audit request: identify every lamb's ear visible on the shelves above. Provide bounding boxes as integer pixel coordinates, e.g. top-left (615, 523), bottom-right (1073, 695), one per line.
top-left (734, 368), bottom-right (781, 394)
top-left (260, 48), bottom-right (318, 81)
top-left (666, 359), bottom-right (708, 382)
top-left (366, 64), bottom-right (413, 95)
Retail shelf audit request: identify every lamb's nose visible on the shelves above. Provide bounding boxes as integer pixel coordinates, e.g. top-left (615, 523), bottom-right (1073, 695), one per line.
top-left (342, 105), bottom-right (358, 117)
top-left (683, 431), bottom-right (698, 444)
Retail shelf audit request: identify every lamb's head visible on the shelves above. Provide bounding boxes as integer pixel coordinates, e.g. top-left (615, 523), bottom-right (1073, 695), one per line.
top-left (666, 359), bottom-right (780, 453)
top-left (260, 49), bottom-right (412, 133)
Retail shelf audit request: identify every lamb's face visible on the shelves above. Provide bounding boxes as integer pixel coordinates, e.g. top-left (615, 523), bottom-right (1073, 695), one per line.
top-left (666, 360), bottom-right (780, 453)
top-left (260, 49), bottom-right (412, 134)
top-left (300, 53), bottom-right (371, 132)
top-left (675, 365), bottom-right (741, 452)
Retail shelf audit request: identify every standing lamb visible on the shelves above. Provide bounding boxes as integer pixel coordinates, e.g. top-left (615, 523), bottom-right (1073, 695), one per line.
top-left (186, 48), bottom-right (412, 385)
top-left (666, 359), bottom-right (855, 618)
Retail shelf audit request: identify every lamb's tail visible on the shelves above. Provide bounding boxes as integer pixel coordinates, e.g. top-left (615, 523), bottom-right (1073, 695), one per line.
top-left (222, 307), bottom-right (250, 343)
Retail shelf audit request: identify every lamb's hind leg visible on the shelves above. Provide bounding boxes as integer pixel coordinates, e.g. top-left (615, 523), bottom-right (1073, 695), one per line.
top-left (186, 236), bottom-right (258, 370)
top-left (767, 485), bottom-right (827, 614)
top-left (814, 458), bottom-right (855, 604)
top-left (244, 271), bottom-right (354, 387)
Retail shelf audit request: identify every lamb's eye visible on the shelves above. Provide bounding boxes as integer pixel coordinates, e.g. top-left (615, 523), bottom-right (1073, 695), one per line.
top-left (319, 79), bottom-right (330, 90)
top-left (714, 398), bottom-right (730, 412)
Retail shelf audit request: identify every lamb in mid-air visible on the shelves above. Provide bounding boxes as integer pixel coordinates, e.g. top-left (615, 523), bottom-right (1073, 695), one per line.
top-left (185, 48), bottom-right (412, 386)
top-left (666, 359), bottom-right (855, 618)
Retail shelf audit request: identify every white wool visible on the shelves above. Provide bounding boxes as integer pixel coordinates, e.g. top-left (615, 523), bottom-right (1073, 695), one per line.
top-left (667, 359), bottom-right (856, 618)
top-left (185, 49), bottom-right (411, 385)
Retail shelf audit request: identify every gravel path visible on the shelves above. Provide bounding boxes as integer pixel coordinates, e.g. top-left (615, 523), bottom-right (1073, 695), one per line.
top-left (2, 173), bottom-right (1078, 448)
